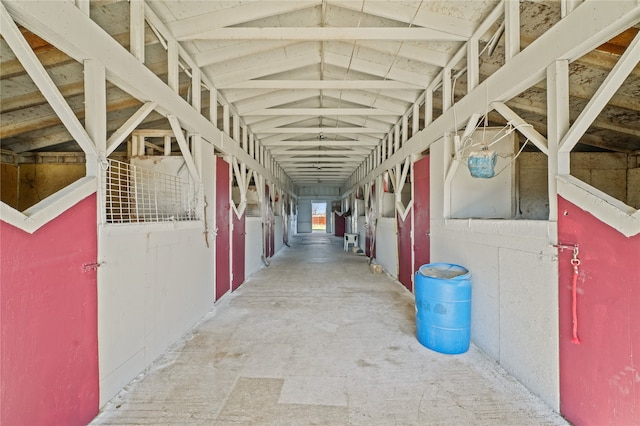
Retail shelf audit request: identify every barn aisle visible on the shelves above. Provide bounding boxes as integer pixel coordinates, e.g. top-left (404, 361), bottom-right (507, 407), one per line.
top-left (91, 233), bottom-right (566, 425)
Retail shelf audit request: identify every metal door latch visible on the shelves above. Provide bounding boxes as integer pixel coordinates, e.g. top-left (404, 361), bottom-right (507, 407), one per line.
top-left (82, 262), bottom-right (102, 272)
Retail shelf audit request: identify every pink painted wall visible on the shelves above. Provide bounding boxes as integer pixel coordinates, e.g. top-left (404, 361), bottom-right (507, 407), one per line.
top-left (558, 197), bottom-right (640, 425)
top-left (1, 195), bottom-right (99, 426)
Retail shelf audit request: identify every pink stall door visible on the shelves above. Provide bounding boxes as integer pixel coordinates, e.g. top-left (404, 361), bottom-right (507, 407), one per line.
top-left (1, 195), bottom-right (99, 426)
top-left (215, 157), bottom-right (231, 300)
top-left (413, 156), bottom-right (430, 271)
top-left (397, 209), bottom-right (413, 291)
top-left (334, 212), bottom-right (346, 237)
top-left (558, 197), bottom-right (640, 426)
top-left (232, 211), bottom-right (246, 291)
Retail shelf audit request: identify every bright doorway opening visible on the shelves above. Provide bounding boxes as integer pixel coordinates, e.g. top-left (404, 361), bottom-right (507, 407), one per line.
top-left (311, 202), bottom-right (326, 232)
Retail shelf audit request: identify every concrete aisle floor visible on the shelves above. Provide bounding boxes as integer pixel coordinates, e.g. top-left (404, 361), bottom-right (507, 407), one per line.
top-left (92, 233), bottom-right (568, 426)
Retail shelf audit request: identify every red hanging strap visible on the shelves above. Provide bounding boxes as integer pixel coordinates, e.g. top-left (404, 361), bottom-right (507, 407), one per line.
top-left (570, 248), bottom-right (581, 344)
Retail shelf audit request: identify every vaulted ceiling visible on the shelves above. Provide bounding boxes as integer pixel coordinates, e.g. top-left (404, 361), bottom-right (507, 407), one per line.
top-left (1, 0), bottom-right (639, 187)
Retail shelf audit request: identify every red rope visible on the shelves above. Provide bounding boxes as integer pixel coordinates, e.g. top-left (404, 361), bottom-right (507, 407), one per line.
top-left (571, 260), bottom-right (581, 344)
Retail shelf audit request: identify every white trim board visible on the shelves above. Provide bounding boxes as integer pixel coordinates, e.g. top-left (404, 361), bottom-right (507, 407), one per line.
top-left (556, 175), bottom-right (640, 238)
top-left (0, 177), bottom-right (97, 234)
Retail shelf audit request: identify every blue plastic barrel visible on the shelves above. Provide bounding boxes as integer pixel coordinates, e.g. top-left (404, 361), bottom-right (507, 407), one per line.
top-left (415, 263), bottom-right (471, 354)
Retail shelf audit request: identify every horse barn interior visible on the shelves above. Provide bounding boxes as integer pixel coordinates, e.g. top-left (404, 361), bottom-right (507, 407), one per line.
top-left (1, 0), bottom-right (639, 424)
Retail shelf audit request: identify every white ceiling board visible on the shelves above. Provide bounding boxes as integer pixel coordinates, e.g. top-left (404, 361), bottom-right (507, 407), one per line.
top-left (211, 52), bottom-right (322, 87)
top-left (249, 116), bottom-right (317, 132)
top-left (328, 0), bottom-right (476, 38)
top-left (235, 90), bottom-right (319, 114)
top-left (322, 91), bottom-right (411, 114)
top-left (323, 51), bottom-right (431, 86)
top-left (178, 27), bottom-right (468, 42)
top-left (354, 40), bottom-right (454, 68)
top-left (194, 40), bottom-right (302, 67)
top-left (164, 2), bottom-right (321, 37)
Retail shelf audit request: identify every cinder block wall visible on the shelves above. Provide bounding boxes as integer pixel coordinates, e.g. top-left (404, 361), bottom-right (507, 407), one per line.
top-left (429, 136), bottom-right (560, 410)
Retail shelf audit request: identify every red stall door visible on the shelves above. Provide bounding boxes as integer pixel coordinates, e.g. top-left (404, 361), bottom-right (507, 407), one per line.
top-left (397, 209), bottom-right (413, 291)
top-left (215, 157), bottom-right (231, 300)
top-left (413, 156), bottom-right (430, 271)
top-left (1, 195), bottom-right (99, 426)
top-left (232, 211), bottom-right (245, 291)
top-left (334, 212), bottom-right (346, 237)
top-left (558, 197), bottom-right (640, 426)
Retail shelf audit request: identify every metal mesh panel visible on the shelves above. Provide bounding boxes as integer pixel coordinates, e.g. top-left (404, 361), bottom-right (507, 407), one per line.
top-left (104, 159), bottom-right (203, 224)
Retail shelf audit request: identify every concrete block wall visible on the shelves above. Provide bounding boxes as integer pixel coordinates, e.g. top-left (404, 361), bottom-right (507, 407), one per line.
top-left (429, 136), bottom-right (560, 410)
top-left (0, 161), bottom-right (85, 211)
top-left (429, 218), bottom-right (559, 409)
top-left (518, 152), bottom-right (639, 217)
top-left (517, 153), bottom-right (549, 220)
top-left (628, 167), bottom-right (640, 208)
top-left (571, 153), bottom-right (628, 204)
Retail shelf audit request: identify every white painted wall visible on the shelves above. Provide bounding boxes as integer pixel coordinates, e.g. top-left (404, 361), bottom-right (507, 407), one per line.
top-left (98, 224), bottom-right (214, 404)
top-left (97, 143), bottom-right (216, 406)
top-left (297, 199), bottom-right (312, 233)
top-left (245, 216), bottom-right (263, 278)
top-left (375, 217), bottom-right (398, 278)
top-left (381, 192), bottom-right (395, 217)
top-left (288, 213), bottom-right (297, 237)
top-left (357, 216), bottom-right (367, 251)
top-left (449, 130), bottom-right (516, 219)
top-left (430, 135), bottom-right (559, 410)
top-left (275, 216), bottom-right (284, 253)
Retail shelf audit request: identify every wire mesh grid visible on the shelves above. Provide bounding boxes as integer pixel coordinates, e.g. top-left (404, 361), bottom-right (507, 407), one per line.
top-left (104, 159), bottom-right (203, 224)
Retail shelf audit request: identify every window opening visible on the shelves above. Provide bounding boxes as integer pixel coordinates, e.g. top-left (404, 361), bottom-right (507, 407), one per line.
top-left (245, 175), bottom-right (261, 217)
top-left (103, 158), bottom-right (203, 224)
top-left (311, 201), bottom-right (326, 232)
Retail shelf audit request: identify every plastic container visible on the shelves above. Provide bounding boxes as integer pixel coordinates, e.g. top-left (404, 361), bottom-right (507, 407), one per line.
top-left (415, 263), bottom-right (471, 354)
